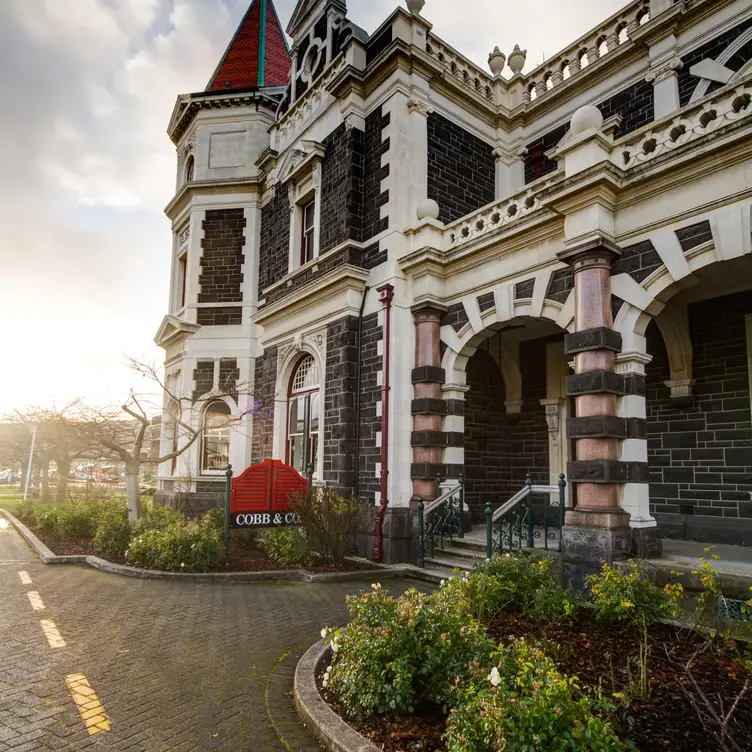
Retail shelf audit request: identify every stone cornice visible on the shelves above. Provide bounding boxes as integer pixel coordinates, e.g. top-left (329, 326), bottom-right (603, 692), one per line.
top-left (164, 178), bottom-right (261, 220)
top-left (254, 264), bottom-right (369, 329)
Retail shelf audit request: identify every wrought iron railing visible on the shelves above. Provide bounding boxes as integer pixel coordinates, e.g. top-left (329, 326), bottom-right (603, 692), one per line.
top-left (417, 474), bottom-right (464, 568)
top-left (485, 473), bottom-right (567, 557)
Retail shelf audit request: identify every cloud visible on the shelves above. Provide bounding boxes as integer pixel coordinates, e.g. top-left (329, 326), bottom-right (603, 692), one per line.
top-left (0, 0), bottom-right (628, 414)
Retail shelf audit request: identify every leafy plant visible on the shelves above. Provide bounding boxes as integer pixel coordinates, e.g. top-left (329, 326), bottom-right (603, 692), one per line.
top-left (587, 560), bottom-right (676, 625)
top-left (93, 504), bottom-right (132, 559)
top-left (444, 639), bottom-right (631, 752)
top-left (292, 488), bottom-right (361, 568)
top-left (325, 585), bottom-right (495, 719)
top-left (201, 508), bottom-right (257, 550)
top-left (125, 520), bottom-right (222, 572)
top-left (258, 527), bottom-right (315, 567)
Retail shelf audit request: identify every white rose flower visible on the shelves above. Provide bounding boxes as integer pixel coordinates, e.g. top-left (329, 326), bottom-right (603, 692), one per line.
top-left (321, 628), bottom-right (328, 639)
top-left (488, 667), bottom-right (501, 687)
top-left (332, 642), bottom-right (340, 653)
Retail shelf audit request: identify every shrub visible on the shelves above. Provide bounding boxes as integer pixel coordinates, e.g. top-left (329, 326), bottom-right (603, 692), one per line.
top-left (132, 504), bottom-right (184, 535)
top-left (587, 561), bottom-right (675, 625)
top-left (201, 508), bottom-right (257, 550)
top-left (125, 521), bottom-right (222, 572)
top-left (292, 488), bottom-right (361, 568)
top-left (444, 639), bottom-right (630, 752)
top-left (325, 585), bottom-right (495, 718)
top-left (258, 527), bottom-right (315, 567)
top-left (93, 504), bottom-right (132, 559)
top-left (55, 502), bottom-right (98, 538)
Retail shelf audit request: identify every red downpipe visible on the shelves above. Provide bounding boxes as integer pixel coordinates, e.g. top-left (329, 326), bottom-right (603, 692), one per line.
top-left (373, 283), bottom-right (394, 562)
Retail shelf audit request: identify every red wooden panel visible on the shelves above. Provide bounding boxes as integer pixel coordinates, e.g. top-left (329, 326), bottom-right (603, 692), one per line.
top-left (231, 460), bottom-right (272, 513)
top-left (271, 462), bottom-right (309, 511)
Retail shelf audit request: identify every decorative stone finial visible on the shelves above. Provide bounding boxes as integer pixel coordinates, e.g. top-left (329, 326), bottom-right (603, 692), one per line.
top-left (507, 45), bottom-right (527, 75)
top-left (570, 104), bottom-right (604, 135)
top-left (416, 198), bottom-right (440, 221)
top-left (488, 47), bottom-right (506, 76)
top-left (406, 0), bottom-right (425, 13)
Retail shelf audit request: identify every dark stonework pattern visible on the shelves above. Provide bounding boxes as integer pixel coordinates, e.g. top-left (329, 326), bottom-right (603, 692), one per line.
top-left (546, 268), bottom-right (574, 304)
top-left (478, 292), bottom-right (495, 312)
top-left (443, 303), bottom-right (469, 333)
top-left (646, 292), bottom-right (752, 522)
top-left (258, 189), bottom-right (290, 298)
top-left (515, 279), bottom-right (535, 300)
top-left (362, 107), bottom-right (390, 242)
top-left (427, 112), bottom-right (495, 224)
top-left (197, 307), bottom-right (242, 327)
top-left (320, 123), bottom-right (363, 254)
top-left (676, 220), bottom-right (712, 252)
top-left (525, 124), bottom-right (567, 184)
top-left (358, 312), bottom-right (382, 501)
top-left (324, 316), bottom-right (358, 492)
top-left (361, 242), bottom-right (387, 270)
top-left (193, 360), bottom-right (214, 401)
top-left (199, 209), bottom-right (245, 304)
top-left (464, 349), bottom-right (510, 520)
top-left (611, 240), bottom-right (662, 283)
top-left (678, 18), bottom-right (752, 107)
top-left (251, 346), bottom-right (278, 464)
top-left (219, 358), bottom-right (239, 398)
top-left (366, 25), bottom-right (393, 65)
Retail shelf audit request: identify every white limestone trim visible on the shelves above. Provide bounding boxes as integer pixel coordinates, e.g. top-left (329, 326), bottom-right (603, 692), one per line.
top-left (655, 305), bottom-right (693, 385)
top-left (650, 228), bottom-right (692, 282)
top-left (530, 270), bottom-right (553, 318)
top-left (611, 273), bottom-right (664, 316)
top-left (556, 290), bottom-right (576, 331)
top-left (710, 204), bottom-right (752, 261)
top-left (462, 296), bottom-right (484, 334)
top-left (690, 27), bottom-right (752, 103)
top-left (493, 284), bottom-right (515, 323)
top-left (746, 314), bottom-right (752, 418)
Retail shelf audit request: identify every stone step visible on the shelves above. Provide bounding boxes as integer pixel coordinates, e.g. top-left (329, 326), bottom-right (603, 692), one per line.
top-left (424, 555), bottom-right (475, 572)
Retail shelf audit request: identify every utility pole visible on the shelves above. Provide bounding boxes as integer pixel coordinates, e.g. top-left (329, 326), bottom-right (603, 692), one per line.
top-left (23, 425), bottom-right (37, 501)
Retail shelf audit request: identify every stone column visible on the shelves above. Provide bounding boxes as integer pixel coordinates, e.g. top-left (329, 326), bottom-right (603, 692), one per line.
top-left (411, 303), bottom-right (447, 502)
top-left (615, 350), bottom-right (662, 557)
top-left (493, 146), bottom-right (526, 200)
top-left (558, 238), bottom-right (632, 570)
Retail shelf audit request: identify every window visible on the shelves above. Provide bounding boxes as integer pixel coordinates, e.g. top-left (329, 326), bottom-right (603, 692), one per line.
top-left (202, 401), bottom-right (231, 472)
top-left (287, 355), bottom-right (320, 476)
top-left (177, 254), bottom-right (187, 309)
top-left (300, 200), bottom-right (316, 266)
top-left (185, 155), bottom-right (195, 184)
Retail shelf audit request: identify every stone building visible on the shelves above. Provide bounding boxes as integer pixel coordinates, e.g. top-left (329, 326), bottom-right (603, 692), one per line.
top-left (155, 0), bottom-right (752, 564)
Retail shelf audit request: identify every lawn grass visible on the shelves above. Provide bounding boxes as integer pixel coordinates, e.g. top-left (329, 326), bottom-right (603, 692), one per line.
top-left (0, 487), bottom-right (26, 514)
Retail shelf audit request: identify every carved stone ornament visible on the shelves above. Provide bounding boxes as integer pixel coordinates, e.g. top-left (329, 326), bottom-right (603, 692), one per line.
top-left (287, 183), bottom-right (296, 213)
top-left (406, 0), bottom-right (425, 13)
top-left (646, 55), bottom-right (683, 84)
top-left (488, 46), bottom-right (506, 76)
top-left (311, 162), bottom-right (322, 189)
top-left (407, 93), bottom-right (431, 117)
top-left (540, 399), bottom-right (565, 439)
top-left (507, 44), bottom-right (527, 75)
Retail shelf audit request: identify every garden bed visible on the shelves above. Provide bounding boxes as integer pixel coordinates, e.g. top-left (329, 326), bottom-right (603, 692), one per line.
top-left (313, 558), bottom-right (752, 752)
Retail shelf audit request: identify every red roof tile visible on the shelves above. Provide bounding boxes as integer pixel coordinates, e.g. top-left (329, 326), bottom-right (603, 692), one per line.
top-left (206, 0), bottom-right (291, 92)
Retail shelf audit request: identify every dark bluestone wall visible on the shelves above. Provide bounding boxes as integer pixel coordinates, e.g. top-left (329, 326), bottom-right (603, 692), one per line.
top-left (427, 112), bottom-right (495, 224)
top-left (358, 312), bottom-right (382, 502)
top-left (251, 346), bottom-right (278, 464)
top-left (647, 292), bottom-right (752, 544)
top-left (362, 106), bottom-right (390, 243)
top-left (258, 189), bottom-right (290, 297)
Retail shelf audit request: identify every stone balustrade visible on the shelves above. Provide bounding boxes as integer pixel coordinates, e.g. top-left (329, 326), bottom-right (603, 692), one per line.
top-left (523, 0), bottom-right (650, 103)
top-left (445, 174), bottom-right (561, 248)
top-left (614, 75), bottom-right (752, 169)
top-left (425, 34), bottom-right (495, 102)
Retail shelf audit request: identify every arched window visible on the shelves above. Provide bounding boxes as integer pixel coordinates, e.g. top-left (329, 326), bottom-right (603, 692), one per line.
top-left (202, 401), bottom-right (231, 472)
top-left (185, 155), bottom-right (195, 184)
top-left (287, 354), bottom-right (320, 476)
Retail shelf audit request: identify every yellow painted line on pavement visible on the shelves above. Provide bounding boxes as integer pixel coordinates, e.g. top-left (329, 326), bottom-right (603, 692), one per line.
top-left (26, 591), bottom-right (45, 610)
top-left (65, 674), bottom-right (110, 735)
top-left (39, 620), bottom-right (66, 648)
top-left (18, 571), bottom-right (32, 585)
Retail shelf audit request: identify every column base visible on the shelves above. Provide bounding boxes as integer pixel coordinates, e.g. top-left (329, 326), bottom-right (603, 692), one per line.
top-left (561, 508), bottom-right (631, 566)
top-left (631, 526), bottom-right (663, 559)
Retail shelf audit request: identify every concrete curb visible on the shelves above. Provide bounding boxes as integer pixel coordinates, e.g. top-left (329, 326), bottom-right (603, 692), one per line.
top-left (294, 639), bottom-right (380, 752)
top-left (0, 509), bottom-right (88, 565)
top-left (1, 508), bottom-right (410, 584)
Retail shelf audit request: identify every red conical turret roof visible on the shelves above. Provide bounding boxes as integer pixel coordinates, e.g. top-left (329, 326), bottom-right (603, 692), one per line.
top-left (206, 0), bottom-right (291, 92)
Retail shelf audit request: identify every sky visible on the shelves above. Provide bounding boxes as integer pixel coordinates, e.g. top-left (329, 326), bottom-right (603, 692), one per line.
top-left (0, 0), bottom-right (629, 416)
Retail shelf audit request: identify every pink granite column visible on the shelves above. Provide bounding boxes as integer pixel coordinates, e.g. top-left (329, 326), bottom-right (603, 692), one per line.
top-left (411, 304), bottom-right (447, 502)
top-left (557, 238), bottom-right (631, 567)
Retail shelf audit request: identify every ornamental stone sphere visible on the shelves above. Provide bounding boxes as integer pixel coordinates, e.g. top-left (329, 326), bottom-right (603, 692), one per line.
top-left (406, 0), bottom-right (425, 13)
top-left (417, 198), bottom-right (440, 220)
top-left (570, 104), bottom-right (604, 135)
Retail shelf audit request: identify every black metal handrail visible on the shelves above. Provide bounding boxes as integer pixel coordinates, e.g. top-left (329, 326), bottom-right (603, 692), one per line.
top-left (417, 473), bottom-right (464, 568)
top-left (485, 473), bottom-right (567, 557)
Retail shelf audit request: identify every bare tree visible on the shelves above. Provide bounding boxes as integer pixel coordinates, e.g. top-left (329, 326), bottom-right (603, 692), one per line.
top-left (84, 358), bottom-right (249, 520)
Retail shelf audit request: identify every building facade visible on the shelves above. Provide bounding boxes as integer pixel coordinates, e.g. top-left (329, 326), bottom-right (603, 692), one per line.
top-left (156, 0), bottom-right (752, 562)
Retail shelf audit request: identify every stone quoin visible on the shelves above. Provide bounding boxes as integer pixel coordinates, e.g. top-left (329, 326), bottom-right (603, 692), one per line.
top-left (155, 0), bottom-right (752, 565)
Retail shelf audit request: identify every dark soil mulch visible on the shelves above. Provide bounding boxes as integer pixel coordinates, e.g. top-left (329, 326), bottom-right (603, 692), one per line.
top-left (23, 523), bottom-right (376, 574)
top-left (319, 612), bottom-right (752, 752)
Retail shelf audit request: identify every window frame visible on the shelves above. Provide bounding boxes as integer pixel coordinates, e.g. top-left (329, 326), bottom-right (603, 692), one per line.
top-left (184, 154), bottom-right (195, 184)
top-left (300, 199), bottom-right (316, 266)
top-left (285, 355), bottom-right (321, 478)
top-left (201, 400), bottom-right (232, 475)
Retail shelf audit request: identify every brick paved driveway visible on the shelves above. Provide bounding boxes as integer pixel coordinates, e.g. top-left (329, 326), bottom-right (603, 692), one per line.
top-left (0, 519), bottom-right (424, 751)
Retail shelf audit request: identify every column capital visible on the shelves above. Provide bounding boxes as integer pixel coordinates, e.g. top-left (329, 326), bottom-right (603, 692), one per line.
top-left (646, 53), bottom-right (683, 85)
top-left (411, 301), bottom-right (447, 323)
top-left (557, 236), bottom-right (621, 271)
